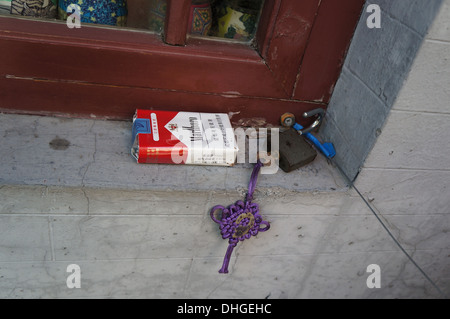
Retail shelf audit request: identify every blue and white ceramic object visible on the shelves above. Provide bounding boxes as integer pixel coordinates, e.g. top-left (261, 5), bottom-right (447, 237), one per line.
top-left (59, 0), bottom-right (127, 26)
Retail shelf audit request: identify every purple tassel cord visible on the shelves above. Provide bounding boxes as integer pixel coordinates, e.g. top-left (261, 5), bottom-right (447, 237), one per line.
top-left (210, 161), bottom-right (270, 273)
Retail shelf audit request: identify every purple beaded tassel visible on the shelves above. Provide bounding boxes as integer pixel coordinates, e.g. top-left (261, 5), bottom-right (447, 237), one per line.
top-left (220, 244), bottom-right (235, 274)
top-left (210, 160), bottom-right (270, 274)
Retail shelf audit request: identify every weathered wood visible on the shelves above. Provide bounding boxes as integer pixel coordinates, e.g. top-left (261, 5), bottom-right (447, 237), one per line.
top-left (0, 0), bottom-right (365, 124)
top-left (0, 75), bottom-right (323, 126)
top-left (164, 0), bottom-right (191, 45)
top-left (294, 0), bottom-right (366, 103)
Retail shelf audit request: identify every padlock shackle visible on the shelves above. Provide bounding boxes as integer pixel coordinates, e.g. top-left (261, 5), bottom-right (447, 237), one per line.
top-left (300, 108), bottom-right (325, 135)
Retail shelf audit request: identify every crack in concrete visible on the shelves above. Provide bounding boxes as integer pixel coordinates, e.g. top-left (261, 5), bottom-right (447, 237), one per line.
top-left (80, 121), bottom-right (97, 188)
top-left (206, 274), bottom-right (227, 299)
top-left (81, 188), bottom-right (90, 215)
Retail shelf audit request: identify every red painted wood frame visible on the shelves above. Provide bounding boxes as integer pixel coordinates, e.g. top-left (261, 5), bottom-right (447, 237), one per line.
top-left (0, 0), bottom-right (365, 126)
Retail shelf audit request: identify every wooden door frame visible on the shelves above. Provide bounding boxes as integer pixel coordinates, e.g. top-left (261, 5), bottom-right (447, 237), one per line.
top-left (0, 0), bottom-right (365, 126)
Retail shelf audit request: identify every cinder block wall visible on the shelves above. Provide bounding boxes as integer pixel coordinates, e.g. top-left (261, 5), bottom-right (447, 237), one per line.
top-left (0, 1), bottom-right (449, 298)
top-left (320, 0), bottom-right (444, 180)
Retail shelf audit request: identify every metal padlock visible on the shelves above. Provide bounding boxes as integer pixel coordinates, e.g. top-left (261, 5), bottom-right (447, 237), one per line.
top-left (281, 110), bottom-right (336, 160)
top-left (278, 128), bottom-right (317, 173)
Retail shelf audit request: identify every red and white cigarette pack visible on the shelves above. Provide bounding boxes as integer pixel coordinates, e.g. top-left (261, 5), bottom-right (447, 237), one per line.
top-left (131, 109), bottom-right (238, 166)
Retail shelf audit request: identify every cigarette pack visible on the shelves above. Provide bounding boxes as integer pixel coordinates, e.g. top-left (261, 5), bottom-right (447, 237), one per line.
top-left (131, 109), bottom-right (238, 166)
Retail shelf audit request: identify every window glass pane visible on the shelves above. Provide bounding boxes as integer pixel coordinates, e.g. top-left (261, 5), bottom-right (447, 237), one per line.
top-left (0, 0), bottom-right (264, 41)
top-left (0, 0), bottom-right (11, 15)
top-left (1, 0), bottom-right (167, 33)
top-left (128, 0), bottom-right (167, 32)
top-left (190, 0), bottom-right (265, 42)
top-left (58, 0), bottom-right (128, 26)
top-left (213, 0), bottom-right (265, 41)
top-left (7, 0), bottom-right (58, 19)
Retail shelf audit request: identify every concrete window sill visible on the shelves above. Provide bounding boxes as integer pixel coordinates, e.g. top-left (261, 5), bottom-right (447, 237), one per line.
top-left (0, 113), bottom-right (347, 194)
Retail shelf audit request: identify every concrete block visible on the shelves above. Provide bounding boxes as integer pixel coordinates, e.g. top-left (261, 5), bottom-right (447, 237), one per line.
top-left (0, 262), bottom-right (60, 298)
top-left (185, 255), bottom-right (312, 299)
top-left (296, 250), bottom-right (446, 298)
top-left (0, 185), bottom-right (88, 215)
top-left (380, 214), bottom-right (450, 251)
top-left (209, 188), bottom-right (350, 218)
top-left (393, 40), bottom-right (450, 114)
top-left (324, 68), bottom-right (390, 166)
top-left (0, 216), bottom-right (51, 262)
top-left (0, 113), bottom-right (345, 193)
top-left (345, 8), bottom-right (424, 107)
top-left (364, 111), bottom-right (450, 170)
top-left (0, 259), bottom-right (191, 298)
top-left (251, 191), bottom-right (352, 216)
top-left (368, 0), bottom-right (443, 36)
top-left (428, 0), bottom-right (450, 41)
top-left (355, 168), bottom-right (450, 216)
top-left (319, 116), bottom-right (362, 181)
top-left (235, 215), bottom-right (339, 256)
top-left (319, 213), bottom-right (449, 254)
top-left (318, 215), bottom-right (400, 254)
top-left (0, 116), bottom-right (96, 187)
top-left (50, 215), bottom-right (221, 260)
top-left (84, 188), bottom-right (210, 216)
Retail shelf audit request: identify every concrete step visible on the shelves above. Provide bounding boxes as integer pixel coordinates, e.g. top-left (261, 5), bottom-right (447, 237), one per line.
top-left (0, 113), bottom-right (346, 194)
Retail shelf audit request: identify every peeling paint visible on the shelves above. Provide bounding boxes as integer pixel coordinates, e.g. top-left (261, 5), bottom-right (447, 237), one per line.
top-left (275, 15), bottom-right (311, 40)
top-left (271, 46), bottom-right (278, 61)
top-left (227, 111), bottom-right (241, 120)
top-left (328, 84), bottom-right (336, 96)
top-left (313, 95), bottom-right (326, 103)
top-left (222, 91), bottom-right (241, 96)
top-left (233, 117), bottom-right (269, 127)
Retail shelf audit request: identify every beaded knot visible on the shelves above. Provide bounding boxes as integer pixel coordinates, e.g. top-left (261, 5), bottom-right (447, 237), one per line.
top-left (210, 161), bottom-right (270, 273)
